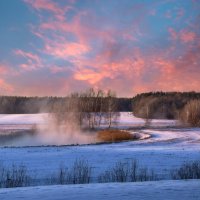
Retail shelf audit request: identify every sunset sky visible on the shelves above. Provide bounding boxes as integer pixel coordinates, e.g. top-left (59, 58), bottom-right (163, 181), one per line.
top-left (0, 0), bottom-right (200, 97)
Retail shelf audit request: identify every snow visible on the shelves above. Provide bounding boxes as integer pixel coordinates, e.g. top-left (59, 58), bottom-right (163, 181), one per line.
top-left (0, 113), bottom-right (47, 125)
top-left (0, 113), bottom-right (47, 131)
top-left (0, 112), bottom-right (200, 199)
top-left (0, 180), bottom-right (199, 200)
top-left (117, 112), bottom-right (177, 127)
top-left (0, 112), bottom-right (175, 126)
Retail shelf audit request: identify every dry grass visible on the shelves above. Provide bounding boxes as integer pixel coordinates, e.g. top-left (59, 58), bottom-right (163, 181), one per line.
top-left (97, 129), bottom-right (136, 143)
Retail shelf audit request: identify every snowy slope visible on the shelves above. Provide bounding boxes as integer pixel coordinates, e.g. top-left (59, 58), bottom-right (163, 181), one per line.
top-left (0, 180), bottom-right (199, 200)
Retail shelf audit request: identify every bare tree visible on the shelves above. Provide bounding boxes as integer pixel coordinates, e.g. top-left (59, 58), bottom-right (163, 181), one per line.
top-left (144, 104), bottom-right (152, 127)
top-left (104, 90), bottom-right (119, 128)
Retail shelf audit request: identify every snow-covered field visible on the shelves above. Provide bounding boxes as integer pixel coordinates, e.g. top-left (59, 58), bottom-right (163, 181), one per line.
top-left (0, 112), bottom-right (200, 199)
top-left (1, 180), bottom-right (199, 200)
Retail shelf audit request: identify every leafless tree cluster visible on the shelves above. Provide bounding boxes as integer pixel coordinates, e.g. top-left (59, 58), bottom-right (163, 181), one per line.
top-left (51, 88), bottom-right (119, 129)
top-left (179, 100), bottom-right (200, 127)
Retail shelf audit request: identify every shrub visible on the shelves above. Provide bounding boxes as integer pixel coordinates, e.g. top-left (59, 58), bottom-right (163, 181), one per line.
top-left (0, 164), bottom-right (31, 188)
top-left (48, 159), bottom-right (92, 185)
top-left (71, 159), bottom-right (92, 184)
top-left (98, 160), bottom-right (157, 183)
top-left (137, 168), bottom-right (156, 182)
top-left (98, 161), bottom-right (129, 183)
top-left (171, 161), bottom-right (200, 180)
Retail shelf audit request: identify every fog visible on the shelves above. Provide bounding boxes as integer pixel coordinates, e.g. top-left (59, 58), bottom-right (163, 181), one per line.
top-left (35, 114), bottom-right (97, 146)
top-left (0, 114), bottom-right (97, 147)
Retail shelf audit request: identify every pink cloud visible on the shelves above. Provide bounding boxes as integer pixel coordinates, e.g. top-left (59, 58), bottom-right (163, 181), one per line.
top-left (50, 66), bottom-right (70, 74)
top-left (0, 64), bottom-right (9, 75)
top-left (73, 49), bottom-right (146, 87)
top-left (168, 28), bottom-right (196, 43)
top-left (73, 42), bottom-right (200, 96)
top-left (24, 0), bottom-right (71, 21)
top-left (74, 69), bottom-right (107, 84)
top-left (179, 31), bottom-right (196, 43)
top-left (14, 49), bottom-right (42, 70)
top-left (15, 49), bottom-right (41, 63)
top-left (0, 79), bottom-right (13, 94)
top-left (0, 63), bottom-right (18, 76)
top-left (44, 42), bottom-right (90, 59)
top-left (155, 59), bottom-right (175, 76)
top-left (168, 27), bottom-right (178, 40)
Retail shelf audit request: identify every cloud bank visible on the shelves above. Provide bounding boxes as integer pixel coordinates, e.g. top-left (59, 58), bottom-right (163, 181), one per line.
top-left (0, 0), bottom-right (200, 96)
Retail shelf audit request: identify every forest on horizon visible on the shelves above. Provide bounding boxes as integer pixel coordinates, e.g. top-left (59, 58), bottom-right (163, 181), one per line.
top-left (0, 91), bottom-right (200, 120)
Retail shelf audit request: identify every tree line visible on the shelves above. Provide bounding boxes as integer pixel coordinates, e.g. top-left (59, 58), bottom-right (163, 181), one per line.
top-left (0, 89), bottom-right (131, 129)
top-left (0, 94), bottom-right (132, 114)
top-left (1, 91), bottom-right (200, 127)
top-left (132, 91), bottom-right (200, 126)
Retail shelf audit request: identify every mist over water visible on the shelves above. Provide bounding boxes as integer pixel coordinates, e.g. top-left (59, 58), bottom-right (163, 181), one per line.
top-left (0, 114), bottom-right (97, 147)
top-left (0, 112), bottom-right (149, 147)
top-left (35, 114), bottom-right (97, 146)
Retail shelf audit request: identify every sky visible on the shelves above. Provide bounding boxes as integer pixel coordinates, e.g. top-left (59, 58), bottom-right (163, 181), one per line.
top-left (0, 0), bottom-right (200, 97)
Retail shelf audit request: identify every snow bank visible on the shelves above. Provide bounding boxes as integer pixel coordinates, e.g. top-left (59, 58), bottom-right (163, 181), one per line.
top-left (0, 180), bottom-right (199, 200)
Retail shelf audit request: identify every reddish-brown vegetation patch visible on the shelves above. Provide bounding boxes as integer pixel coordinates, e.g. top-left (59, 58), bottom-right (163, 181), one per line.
top-left (97, 129), bottom-right (136, 143)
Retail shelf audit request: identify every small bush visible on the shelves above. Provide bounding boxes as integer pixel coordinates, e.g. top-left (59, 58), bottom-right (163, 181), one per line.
top-left (171, 161), bottom-right (200, 180)
top-left (98, 160), bottom-right (157, 183)
top-left (97, 130), bottom-right (136, 143)
top-left (0, 164), bottom-right (31, 188)
top-left (137, 168), bottom-right (156, 182)
top-left (179, 100), bottom-right (200, 127)
top-left (71, 159), bottom-right (92, 184)
top-left (48, 159), bottom-right (92, 185)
